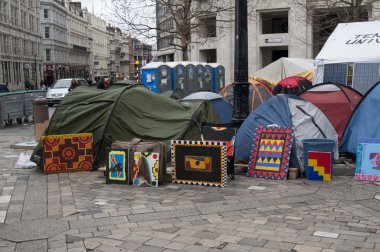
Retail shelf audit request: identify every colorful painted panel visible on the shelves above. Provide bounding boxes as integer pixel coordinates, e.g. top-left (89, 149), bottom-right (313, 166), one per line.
top-left (133, 152), bottom-right (159, 187)
top-left (185, 156), bottom-right (212, 172)
top-left (106, 148), bottom-right (129, 184)
top-left (355, 138), bottom-right (380, 181)
top-left (247, 126), bottom-right (293, 180)
top-left (172, 140), bottom-right (227, 187)
top-left (42, 133), bottom-right (93, 174)
top-left (202, 126), bottom-right (236, 157)
top-left (307, 151), bottom-right (331, 182)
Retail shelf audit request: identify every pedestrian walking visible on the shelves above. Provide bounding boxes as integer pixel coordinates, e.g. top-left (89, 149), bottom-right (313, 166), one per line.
top-left (69, 79), bottom-right (79, 91)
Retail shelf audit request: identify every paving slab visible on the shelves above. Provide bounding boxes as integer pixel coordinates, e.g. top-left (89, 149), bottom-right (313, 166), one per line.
top-left (0, 219), bottom-right (69, 242)
top-left (15, 239), bottom-right (48, 252)
top-left (69, 216), bottom-right (128, 229)
top-left (1, 125), bottom-right (380, 251)
top-left (128, 208), bottom-right (200, 222)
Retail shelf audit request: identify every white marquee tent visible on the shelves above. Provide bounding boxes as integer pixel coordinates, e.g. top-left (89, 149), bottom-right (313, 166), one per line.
top-left (253, 57), bottom-right (314, 85)
top-left (315, 21), bottom-right (380, 94)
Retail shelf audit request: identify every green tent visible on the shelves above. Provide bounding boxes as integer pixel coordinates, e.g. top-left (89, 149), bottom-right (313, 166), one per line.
top-left (32, 84), bottom-right (222, 167)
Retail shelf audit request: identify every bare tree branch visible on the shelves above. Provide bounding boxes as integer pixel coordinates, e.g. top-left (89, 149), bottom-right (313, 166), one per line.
top-left (104, 0), bottom-right (235, 61)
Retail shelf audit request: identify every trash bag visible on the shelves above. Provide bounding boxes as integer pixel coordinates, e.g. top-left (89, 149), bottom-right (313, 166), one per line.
top-left (15, 153), bottom-right (36, 169)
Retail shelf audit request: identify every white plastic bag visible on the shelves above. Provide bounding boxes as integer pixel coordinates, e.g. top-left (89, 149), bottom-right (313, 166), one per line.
top-left (15, 153), bottom-right (36, 169)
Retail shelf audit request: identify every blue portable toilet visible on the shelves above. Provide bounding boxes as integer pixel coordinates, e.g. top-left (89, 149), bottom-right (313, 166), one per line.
top-left (185, 63), bottom-right (198, 95)
top-left (157, 64), bottom-right (172, 93)
top-left (168, 62), bottom-right (187, 98)
top-left (210, 63), bottom-right (225, 93)
top-left (141, 62), bottom-right (162, 93)
top-left (196, 63), bottom-right (213, 92)
top-left (204, 64), bottom-right (214, 92)
top-left (141, 62), bottom-right (172, 94)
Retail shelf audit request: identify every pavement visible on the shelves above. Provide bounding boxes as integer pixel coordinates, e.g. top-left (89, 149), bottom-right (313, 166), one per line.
top-left (0, 124), bottom-right (380, 252)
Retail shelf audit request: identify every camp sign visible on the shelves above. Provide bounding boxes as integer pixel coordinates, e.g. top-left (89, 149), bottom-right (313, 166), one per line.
top-left (346, 33), bottom-right (380, 45)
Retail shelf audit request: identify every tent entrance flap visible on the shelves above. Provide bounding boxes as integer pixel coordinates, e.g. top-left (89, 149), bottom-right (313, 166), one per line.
top-left (295, 105), bottom-right (327, 139)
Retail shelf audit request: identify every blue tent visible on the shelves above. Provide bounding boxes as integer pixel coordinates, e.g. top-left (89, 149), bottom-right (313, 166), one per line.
top-left (235, 94), bottom-right (339, 172)
top-left (340, 81), bottom-right (380, 154)
top-left (182, 92), bottom-right (233, 123)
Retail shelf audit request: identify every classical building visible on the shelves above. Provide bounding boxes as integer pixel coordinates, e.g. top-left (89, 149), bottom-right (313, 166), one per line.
top-left (41, 0), bottom-right (92, 85)
top-left (66, 1), bottom-right (91, 81)
top-left (90, 13), bottom-right (108, 82)
top-left (157, 0), bottom-right (380, 83)
top-left (0, 0), bottom-right (43, 91)
top-left (129, 37), bottom-right (152, 80)
top-left (107, 26), bottom-right (122, 82)
top-left (106, 26), bottom-right (133, 82)
top-left (40, 0), bottom-right (69, 85)
top-left (119, 33), bottom-right (130, 81)
top-left (40, 1), bottom-right (142, 85)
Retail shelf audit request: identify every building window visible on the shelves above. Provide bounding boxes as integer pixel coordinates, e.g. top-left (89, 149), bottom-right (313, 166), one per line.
top-left (44, 9), bottom-right (48, 18)
top-left (12, 37), bottom-right (18, 55)
top-left (11, 5), bottom-right (17, 27)
top-left (45, 27), bottom-right (50, 38)
top-left (157, 36), bottom-right (173, 50)
top-left (23, 40), bottom-right (28, 55)
top-left (1, 34), bottom-right (7, 53)
top-left (199, 49), bottom-right (217, 63)
top-left (21, 11), bottom-right (27, 29)
top-left (46, 49), bottom-right (51, 61)
top-left (157, 5), bottom-right (169, 18)
top-left (199, 16), bottom-right (217, 38)
top-left (261, 11), bottom-right (288, 34)
top-left (0, 2), bottom-right (8, 23)
top-left (159, 18), bottom-right (174, 31)
top-left (29, 14), bottom-right (34, 31)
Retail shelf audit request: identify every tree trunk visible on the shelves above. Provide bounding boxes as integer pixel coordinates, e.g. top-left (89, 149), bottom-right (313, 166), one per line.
top-left (180, 36), bottom-right (189, 61)
top-left (182, 48), bottom-right (189, 61)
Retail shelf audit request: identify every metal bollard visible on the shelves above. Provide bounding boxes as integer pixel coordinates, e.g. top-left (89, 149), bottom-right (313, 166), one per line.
top-left (33, 97), bottom-right (49, 124)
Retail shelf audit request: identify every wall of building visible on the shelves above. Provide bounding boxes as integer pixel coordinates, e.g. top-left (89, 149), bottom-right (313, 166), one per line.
top-left (189, 0), bottom-right (314, 84)
top-left (41, 0), bottom-right (69, 85)
top-left (90, 14), bottom-right (108, 81)
top-left (66, 1), bottom-right (90, 80)
top-left (155, 1), bottom-right (183, 62)
top-left (0, 0), bottom-right (43, 91)
top-left (1, 0), bottom-right (150, 89)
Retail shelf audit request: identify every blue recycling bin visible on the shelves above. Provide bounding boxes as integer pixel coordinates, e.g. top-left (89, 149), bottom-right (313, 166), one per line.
top-left (302, 139), bottom-right (335, 181)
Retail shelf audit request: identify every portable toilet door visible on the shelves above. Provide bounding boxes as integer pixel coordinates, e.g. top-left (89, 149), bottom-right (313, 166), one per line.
top-left (196, 64), bottom-right (205, 91)
top-left (185, 63), bottom-right (197, 95)
top-left (211, 64), bottom-right (225, 92)
top-left (203, 64), bottom-right (214, 92)
top-left (141, 62), bottom-right (161, 93)
top-left (157, 64), bottom-right (172, 93)
top-left (172, 63), bottom-right (186, 98)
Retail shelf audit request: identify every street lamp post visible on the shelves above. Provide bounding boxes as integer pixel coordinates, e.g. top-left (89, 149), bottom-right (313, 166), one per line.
top-left (232, 0), bottom-right (250, 126)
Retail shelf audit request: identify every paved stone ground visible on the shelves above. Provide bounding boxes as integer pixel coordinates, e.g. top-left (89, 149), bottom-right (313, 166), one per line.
top-left (1, 125), bottom-right (380, 252)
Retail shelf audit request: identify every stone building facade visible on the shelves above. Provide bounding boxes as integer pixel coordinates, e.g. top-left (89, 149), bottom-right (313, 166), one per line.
top-left (40, 0), bottom-right (68, 85)
top-left (90, 13), bottom-right (108, 82)
top-left (65, 1), bottom-right (91, 82)
top-left (0, 0), bottom-right (43, 91)
top-left (40, 0), bottom-right (92, 85)
top-left (157, 0), bottom-right (380, 84)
